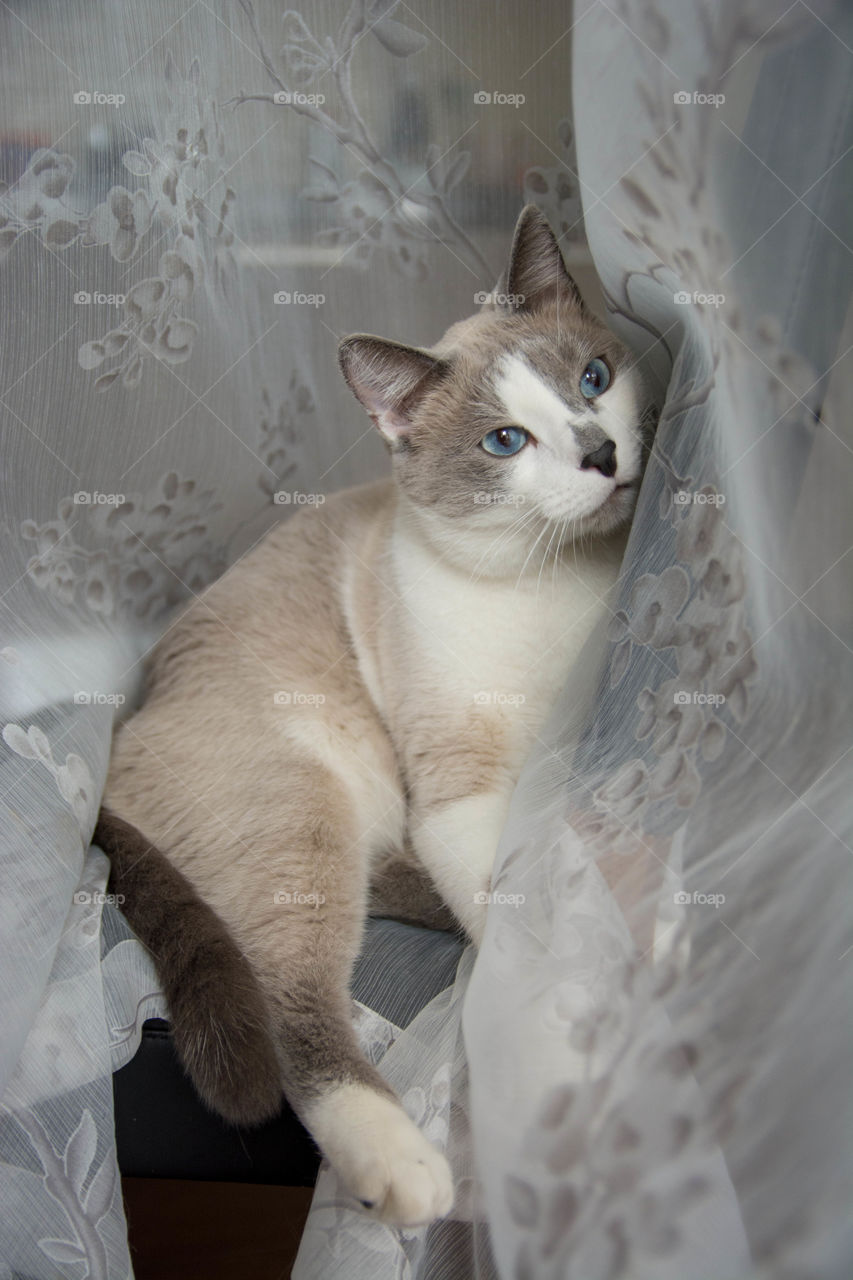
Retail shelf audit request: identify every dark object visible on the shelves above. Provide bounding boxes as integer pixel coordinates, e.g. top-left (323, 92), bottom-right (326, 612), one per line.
top-left (121, 1178), bottom-right (314, 1280)
top-left (580, 439), bottom-right (617, 477)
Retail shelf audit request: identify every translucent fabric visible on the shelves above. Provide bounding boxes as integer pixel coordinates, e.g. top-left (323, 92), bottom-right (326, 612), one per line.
top-left (1, 2), bottom-right (850, 1277)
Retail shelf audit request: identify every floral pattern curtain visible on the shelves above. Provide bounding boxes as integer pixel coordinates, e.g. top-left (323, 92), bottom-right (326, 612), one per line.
top-left (1, 2), bottom-right (850, 1277)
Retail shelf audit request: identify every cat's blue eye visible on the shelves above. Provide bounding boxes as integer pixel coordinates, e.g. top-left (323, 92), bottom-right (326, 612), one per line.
top-left (580, 357), bottom-right (611, 399)
top-left (481, 426), bottom-right (529, 456)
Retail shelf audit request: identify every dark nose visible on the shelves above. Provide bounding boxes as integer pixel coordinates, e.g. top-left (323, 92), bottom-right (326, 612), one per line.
top-left (580, 439), bottom-right (617, 478)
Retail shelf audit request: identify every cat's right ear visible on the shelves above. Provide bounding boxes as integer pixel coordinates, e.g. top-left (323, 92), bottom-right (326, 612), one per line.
top-left (338, 336), bottom-right (449, 446)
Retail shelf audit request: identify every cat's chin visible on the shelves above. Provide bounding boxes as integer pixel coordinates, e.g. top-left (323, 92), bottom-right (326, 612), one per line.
top-left (573, 483), bottom-right (639, 537)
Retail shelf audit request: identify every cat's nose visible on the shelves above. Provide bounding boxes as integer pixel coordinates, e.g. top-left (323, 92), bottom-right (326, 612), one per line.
top-left (580, 439), bottom-right (617, 478)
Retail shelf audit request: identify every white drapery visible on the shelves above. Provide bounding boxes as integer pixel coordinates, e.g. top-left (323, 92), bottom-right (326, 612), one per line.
top-left (1, 3), bottom-right (850, 1277)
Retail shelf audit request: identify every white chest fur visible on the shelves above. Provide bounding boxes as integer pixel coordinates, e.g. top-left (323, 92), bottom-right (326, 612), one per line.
top-left (387, 514), bottom-right (624, 753)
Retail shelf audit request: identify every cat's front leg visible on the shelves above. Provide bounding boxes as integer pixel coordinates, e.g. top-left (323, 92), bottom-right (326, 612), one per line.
top-left (409, 790), bottom-right (513, 946)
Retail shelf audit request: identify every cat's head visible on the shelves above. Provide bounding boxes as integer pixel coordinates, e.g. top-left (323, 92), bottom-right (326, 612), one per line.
top-left (339, 206), bottom-right (655, 572)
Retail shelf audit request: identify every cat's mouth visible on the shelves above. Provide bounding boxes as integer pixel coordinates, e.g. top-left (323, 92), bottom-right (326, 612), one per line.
top-left (579, 479), bottom-right (640, 533)
top-left (604, 480), bottom-right (639, 504)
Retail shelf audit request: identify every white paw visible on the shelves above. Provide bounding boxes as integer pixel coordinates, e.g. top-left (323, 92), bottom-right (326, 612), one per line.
top-left (306, 1084), bottom-right (454, 1226)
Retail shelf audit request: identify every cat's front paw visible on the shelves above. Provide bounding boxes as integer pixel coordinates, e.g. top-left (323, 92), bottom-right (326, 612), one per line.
top-left (310, 1085), bottom-right (454, 1226)
top-left (351, 1121), bottom-right (454, 1227)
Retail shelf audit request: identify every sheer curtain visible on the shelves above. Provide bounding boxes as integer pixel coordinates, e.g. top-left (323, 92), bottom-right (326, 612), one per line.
top-left (0, 2), bottom-right (850, 1278)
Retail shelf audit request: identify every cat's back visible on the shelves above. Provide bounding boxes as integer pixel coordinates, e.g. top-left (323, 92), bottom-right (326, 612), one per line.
top-left (145, 477), bottom-right (395, 694)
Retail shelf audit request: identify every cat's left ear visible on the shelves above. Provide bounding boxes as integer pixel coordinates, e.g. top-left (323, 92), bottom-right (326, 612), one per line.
top-left (339, 335), bottom-right (450, 445)
top-left (504, 204), bottom-right (588, 316)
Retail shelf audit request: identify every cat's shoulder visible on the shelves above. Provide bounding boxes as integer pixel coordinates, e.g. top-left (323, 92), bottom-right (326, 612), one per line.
top-left (261, 477), bottom-right (394, 548)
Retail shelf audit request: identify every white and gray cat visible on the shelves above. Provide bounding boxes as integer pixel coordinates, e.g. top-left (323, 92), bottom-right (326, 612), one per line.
top-left (96, 206), bottom-right (654, 1226)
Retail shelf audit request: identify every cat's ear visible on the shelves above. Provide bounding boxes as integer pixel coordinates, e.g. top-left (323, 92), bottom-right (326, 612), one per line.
top-left (504, 204), bottom-right (588, 315)
top-left (339, 336), bottom-right (449, 444)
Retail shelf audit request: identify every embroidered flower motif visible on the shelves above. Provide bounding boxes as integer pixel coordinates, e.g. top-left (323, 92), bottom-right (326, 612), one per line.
top-left (82, 185), bottom-right (152, 263)
top-left (595, 463), bottom-right (754, 841)
top-left (674, 488), bottom-right (727, 577)
top-left (2, 724), bottom-right (95, 832)
top-left (21, 472), bottom-right (225, 622)
top-left (257, 378), bottom-right (314, 499)
top-left (0, 149), bottom-right (80, 257)
top-left (75, 53), bottom-right (235, 388)
top-left (524, 118), bottom-right (584, 243)
top-left (78, 248), bottom-right (200, 389)
top-left (234, 5), bottom-right (490, 281)
top-left (609, 566), bottom-right (691, 650)
top-left (509, 1046), bottom-right (716, 1279)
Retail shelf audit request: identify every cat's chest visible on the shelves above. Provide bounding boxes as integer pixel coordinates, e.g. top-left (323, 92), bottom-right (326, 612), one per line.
top-left (387, 543), bottom-right (619, 718)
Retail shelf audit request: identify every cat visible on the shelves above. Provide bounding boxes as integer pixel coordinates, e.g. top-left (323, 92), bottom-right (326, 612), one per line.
top-left (96, 205), bottom-right (655, 1227)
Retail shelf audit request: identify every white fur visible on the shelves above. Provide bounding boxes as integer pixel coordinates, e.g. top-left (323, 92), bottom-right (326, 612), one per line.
top-left (391, 499), bottom-right (627, 926)
top-left (410, 792), bottom-right (510, 943)
top-left (278, 714), bottom-right (405, 860)
top-left (304, 1083), bottom-right (454, 1226)
top-left (392, 500), bottom-right (624, 726)
top-left (493, 354), bottom-right (643, 523)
